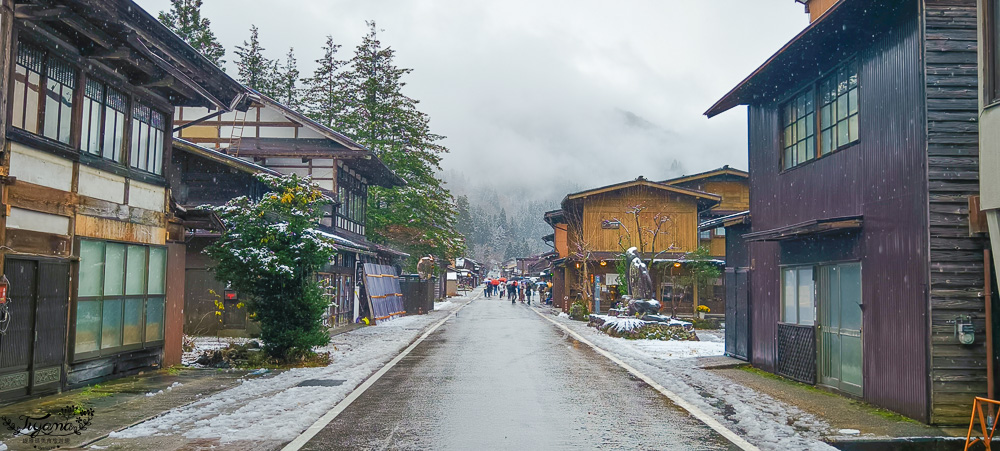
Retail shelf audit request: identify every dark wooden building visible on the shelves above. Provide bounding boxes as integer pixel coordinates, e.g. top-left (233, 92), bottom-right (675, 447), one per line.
top-left (706, 0), bottom-right (985, 424)
top-left (0, 0), bottom-right (247, 401)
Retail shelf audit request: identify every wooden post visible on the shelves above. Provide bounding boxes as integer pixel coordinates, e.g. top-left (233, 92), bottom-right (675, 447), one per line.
top-left (0, 0), bottom-right (15, 275)
top-left (986, 249), bottom-right (995, 410)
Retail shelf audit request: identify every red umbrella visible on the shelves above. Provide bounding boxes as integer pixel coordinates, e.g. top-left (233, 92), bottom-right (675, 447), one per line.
top-left (499, 277), bottom-right (507, 282)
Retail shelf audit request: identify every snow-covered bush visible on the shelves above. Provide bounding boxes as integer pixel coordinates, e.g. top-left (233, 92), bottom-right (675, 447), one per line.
top-left (205, 174), bottom-right (337, 360)
top-left (589, 315), bottom-right (698, 341)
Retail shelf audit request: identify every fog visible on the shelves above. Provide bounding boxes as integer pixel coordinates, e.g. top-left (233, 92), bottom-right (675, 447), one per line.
top-left (136, 0), bottom-right (808, 202)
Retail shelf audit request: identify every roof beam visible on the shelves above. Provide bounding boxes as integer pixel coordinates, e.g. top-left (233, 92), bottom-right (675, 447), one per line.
top-left (124, 31), bottom-right (228, 110)
top-left (14, 4), bottom-right (70, 20)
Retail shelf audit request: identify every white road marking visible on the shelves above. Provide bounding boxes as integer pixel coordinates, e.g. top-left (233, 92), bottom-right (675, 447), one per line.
top-left (532, 308), bottom-right (761, 451)
top-left (282, 301), bottom-right (470, 451)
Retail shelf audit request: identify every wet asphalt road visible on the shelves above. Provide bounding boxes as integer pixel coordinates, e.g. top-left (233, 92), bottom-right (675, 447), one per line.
top-left (300, 291), bottom-right (736, 450)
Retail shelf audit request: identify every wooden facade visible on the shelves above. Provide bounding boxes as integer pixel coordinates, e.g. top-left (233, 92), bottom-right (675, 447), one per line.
top-left (0, 0), bottom-right (246, 400)
top-left (171, 94), bottom-right (407, 335)
top-left (664, 166), bottom-right (750, 258)
top-left (544, 177), bottom-right (721, 314)
top-left (707, 0), bottom-right (986, 424)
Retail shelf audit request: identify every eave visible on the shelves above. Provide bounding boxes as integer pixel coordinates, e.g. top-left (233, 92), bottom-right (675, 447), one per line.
top-left (704, 0), bottom-right (905, 118)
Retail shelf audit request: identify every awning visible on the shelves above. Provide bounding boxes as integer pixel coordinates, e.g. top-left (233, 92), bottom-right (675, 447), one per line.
top-left (177, 208), bottom-right (225, 231)
top-left (309, 229), bottom-right (374, 255)
top-left (699, 211), bottom-right (750, 231)
top-left (743, 215), bottom-right (863, 242)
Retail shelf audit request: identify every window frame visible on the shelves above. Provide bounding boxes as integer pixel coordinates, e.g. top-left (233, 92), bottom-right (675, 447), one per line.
top-left (73, 238), bottom-right (167, 362)
top-left (987, 0), bottom-right (1000, 106)
top-left (8, 35), bottom-right (172, 183)
top-left (781, 265), bottom-right (816, 326)
top-left (336, 165), bottom-right (368, 235)
top-left (779, 58), bottom-right (861, 171)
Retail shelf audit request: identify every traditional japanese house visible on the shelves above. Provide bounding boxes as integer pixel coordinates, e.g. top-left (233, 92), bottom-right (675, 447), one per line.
top-left (0, 0), bottom-right (248, 399)
top-left (663, 166), bottom-right (749, 259)
top-left (542, 209), bottom-right (569, 309)
top-left (546, 177), bottom-right (721, 315)
top-left (172, 92), bottom-right (406, 335)
top-left (706, 0), bottom-right (984, 424)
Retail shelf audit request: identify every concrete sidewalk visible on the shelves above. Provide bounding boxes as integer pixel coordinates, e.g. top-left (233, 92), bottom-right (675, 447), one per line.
top-left (0, 368), bottom-right (250, 451)
top-left (696, 356), bottom-right (954, 441)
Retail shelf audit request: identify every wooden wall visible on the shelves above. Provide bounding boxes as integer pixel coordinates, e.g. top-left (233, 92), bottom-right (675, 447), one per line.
top-left (576, 186), bottom-right (699, 254)
top-left (924, 0), bottom-right (988, 425)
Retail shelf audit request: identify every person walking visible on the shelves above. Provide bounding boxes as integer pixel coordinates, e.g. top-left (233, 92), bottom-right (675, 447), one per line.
top-left (526, 284), bottom-right (533, 305)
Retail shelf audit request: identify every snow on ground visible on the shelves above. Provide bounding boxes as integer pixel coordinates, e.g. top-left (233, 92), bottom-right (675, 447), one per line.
top-left (110, 298), bottom-right (468, 445)
top-left (181, 336), bottom-right (250, 366)
top-left (550, 313), bottom-right (835, 450)
top-left (434, 300), bottom-right (455, 310)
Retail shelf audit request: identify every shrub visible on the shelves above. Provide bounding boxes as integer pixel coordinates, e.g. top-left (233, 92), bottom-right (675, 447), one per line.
top-left (206, 174), bottom-right (337, 360)
top-left (569, 300), bottom-right (590, 321)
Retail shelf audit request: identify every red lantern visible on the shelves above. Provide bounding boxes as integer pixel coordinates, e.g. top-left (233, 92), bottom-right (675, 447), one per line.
top-left (0, 275), bottom-right (9, 304)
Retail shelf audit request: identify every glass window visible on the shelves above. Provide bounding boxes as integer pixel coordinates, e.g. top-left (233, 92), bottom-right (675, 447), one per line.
top-left (781, 88), bottom-right (815, 170)
top-left (123, 298), bottom-right (143, 345)
top-left (145, 297), bottom-right (164, 342)
top-left (126, 245), bottom-right (147, 295)
top-left (103, 87), bottom-right (127, 162)
top-left (991, 0), bottom-right (1000, 102)
top-left (780, 59), bottom-right (859, 169)
top-left (699, 230), bottom-right (711, 240)
top-left (782, 266), bottom-right (815, 326)
top-left (75, 240), bottom-right (167, 357)
top-left (81, 80), bottom-right (104, 155)
top-left (42, 57), bottom-right (76, 144)
top-left (78, 240), bottom-right (105, 297)
top-left (104, 243), bottom-right (125, 296)
top-left (75, 300), bottom-right (102, 354)
top-left (12, 42), bottom-right (43, 134)
top-left (130, 104), bottom-right (165, 174)
top-left (148, 247), bottom-right (166, 295)
top-left (715, 227), bottom-right (726, 237)
top-left (819, 60), bottom-right (859, 154)
top-left (101, 299), bottom-right (122, 349)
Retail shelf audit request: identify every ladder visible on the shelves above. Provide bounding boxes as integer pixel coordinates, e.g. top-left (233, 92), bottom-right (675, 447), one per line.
top-left (227, 108), bottom-right (248, 156)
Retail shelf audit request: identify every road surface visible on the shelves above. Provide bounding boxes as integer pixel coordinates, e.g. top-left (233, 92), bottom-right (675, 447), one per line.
top-left (299, 290), bottom-right (736, 450)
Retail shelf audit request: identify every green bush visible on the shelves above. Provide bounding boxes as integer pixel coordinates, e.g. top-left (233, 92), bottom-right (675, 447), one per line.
top-left (206, 174), bottom-right (337, 360)
top-left (691, 317), bottom-right (722, 330)
top-left (569, 300), bottom-right (590, 321)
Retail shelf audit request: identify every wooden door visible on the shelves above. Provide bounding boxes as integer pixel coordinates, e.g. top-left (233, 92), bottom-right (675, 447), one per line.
top-left (725, 268), bottom-right (751, 361)
top-left (0, 258), bottom-right (69, 399)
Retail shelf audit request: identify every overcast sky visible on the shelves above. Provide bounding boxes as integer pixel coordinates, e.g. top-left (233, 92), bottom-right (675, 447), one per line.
top-left (137, 0), bottom-right (808, 201)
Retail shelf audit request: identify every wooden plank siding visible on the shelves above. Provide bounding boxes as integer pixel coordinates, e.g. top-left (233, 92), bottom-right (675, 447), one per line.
top-left (924, 0), bottom-right (988, 425)
top-left (577, 187), bottom-right (700, 254)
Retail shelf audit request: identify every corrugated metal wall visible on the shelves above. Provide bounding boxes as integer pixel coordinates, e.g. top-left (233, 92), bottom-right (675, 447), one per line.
top-left (746, 5), bottom-right (930, 421)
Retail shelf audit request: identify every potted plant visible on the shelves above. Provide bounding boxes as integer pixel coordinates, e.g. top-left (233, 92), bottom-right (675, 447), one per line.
top-left (696, 304), bottom-right (711, 319)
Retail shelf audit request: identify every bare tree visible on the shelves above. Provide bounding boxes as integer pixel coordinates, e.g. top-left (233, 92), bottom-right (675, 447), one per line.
top-left (564, 207), bottom-right (595, 310)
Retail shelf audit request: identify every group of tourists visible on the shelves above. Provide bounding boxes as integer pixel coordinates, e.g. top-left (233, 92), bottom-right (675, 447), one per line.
top-left (483, 277), bottom-right (551, 305)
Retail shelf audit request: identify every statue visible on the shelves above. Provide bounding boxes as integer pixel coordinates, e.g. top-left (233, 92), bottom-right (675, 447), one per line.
top-left (417, 256), bottom-right (435, 281)
top-left (624, 247), bottom-right (661, 316)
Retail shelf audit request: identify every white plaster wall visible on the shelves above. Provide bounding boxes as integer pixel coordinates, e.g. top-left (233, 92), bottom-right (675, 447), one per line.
top-left (78, 165), bottom-right (126, 203)
top-left (9, 143), bottom-right (73, 191)
top-left (7, 207), bottom-right (70, 235)
top-left (128, 180), bottom-right (165, 212)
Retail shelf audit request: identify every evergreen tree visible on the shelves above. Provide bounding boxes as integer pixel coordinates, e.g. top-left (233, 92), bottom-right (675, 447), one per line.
top-left (455, 195), bottom-right (474, 253)
top-left (338, 22), bottom-right (463, 266)
top-left (234, 25), bottom-right (278, 96)
top-left (274, 48), bottom-right (301, 108)
top-left (303, 36), bottom-right (348, 128)
top-left (158, 0), bottom-right (226, 66)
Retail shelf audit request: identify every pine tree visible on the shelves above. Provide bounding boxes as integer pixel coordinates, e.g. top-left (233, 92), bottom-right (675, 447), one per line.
top-left (455, 195), bottom-right (474, 254)
top-left (158, 0), bottom-right (226, 66)
top-left (303, 36), bottom-right (347, 128)
top-left (234, 25), bottom-right (278, 96)
top-left (274, 48), bottom-right (301, 108)
top-left (338, 22), bottom-right (463, 267)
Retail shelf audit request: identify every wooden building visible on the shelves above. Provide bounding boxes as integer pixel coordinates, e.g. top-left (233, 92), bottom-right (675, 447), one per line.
top-left (663, 166), bottom-right (749, 259)
top-left (172, 92), bottom-right (406, 335)
top-left (706, 0), bottom-right (984, 424)
top-left (543, 177), bottom-right (720, 315)
top-left (0, 0), bottom-right (248, 400)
